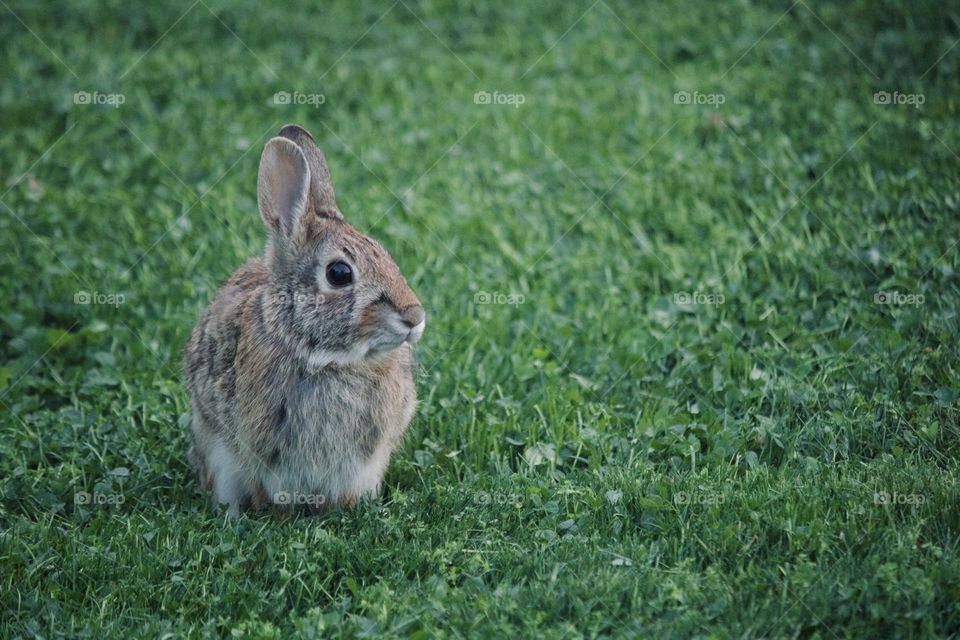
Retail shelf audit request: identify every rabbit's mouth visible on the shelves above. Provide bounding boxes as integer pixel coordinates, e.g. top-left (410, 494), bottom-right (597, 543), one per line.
top-left (405, 319), bottom-right (425, 345)
top-left (365, 313), bottom-right (425, 354)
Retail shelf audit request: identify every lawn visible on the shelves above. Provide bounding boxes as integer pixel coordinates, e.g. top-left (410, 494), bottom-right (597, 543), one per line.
top-left (2, 0), bottom-right (959, 637)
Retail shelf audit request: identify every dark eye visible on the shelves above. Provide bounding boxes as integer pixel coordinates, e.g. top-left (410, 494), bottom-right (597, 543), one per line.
top-left (326, 261), bottom-right (353, 287)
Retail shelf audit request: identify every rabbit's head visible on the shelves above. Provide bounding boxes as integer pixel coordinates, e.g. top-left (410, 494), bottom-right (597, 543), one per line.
top-left (257, 125), bottom-right (425, 367)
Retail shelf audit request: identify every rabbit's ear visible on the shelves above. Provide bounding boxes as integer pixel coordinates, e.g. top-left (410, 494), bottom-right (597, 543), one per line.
top-left (258, 137), bottom-right (311, 237)
top-left (279, 124), bottom-right (343, 220)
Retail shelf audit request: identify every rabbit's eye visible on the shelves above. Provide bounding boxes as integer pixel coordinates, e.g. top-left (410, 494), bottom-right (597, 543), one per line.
top-left (326, 261), bottom-right (353, 287)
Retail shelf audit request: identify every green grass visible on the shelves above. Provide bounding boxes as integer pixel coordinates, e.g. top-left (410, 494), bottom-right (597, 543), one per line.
top-left (2, 0), bottom-right (960, 637)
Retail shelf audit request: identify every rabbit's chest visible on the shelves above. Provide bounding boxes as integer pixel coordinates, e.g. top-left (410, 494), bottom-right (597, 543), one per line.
top-left (261, 366), bottom-right (414, 500)
top-left (286, 374), bottom-right (391, 452)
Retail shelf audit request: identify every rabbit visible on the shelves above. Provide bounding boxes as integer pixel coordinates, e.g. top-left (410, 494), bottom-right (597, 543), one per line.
top-left (183, 124), bottom-right (425, 516)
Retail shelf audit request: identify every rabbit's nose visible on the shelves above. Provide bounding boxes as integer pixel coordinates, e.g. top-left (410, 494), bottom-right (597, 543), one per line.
top-left (400, 305), bottom-right (425, 329)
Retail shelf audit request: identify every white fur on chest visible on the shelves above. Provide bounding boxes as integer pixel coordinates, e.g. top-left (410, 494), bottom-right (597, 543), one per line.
top-left (259, 433), bottom-right (395, 505)
top-left (206, 356), bottom-right (415, 513)
top-left (260, 368), bottom-right (413, 506)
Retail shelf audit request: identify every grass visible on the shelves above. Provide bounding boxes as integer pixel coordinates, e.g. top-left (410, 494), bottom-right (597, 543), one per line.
top-left (1, 0), bottom-right (959, 637)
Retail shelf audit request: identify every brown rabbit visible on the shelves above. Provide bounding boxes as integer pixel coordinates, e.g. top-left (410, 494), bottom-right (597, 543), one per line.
top-left (183, 124), bottom-right (425, 516)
